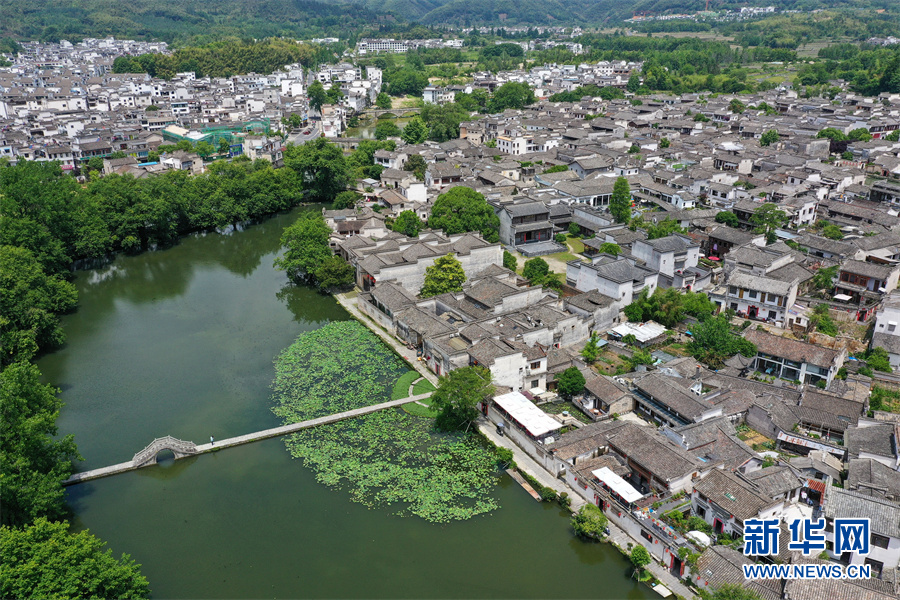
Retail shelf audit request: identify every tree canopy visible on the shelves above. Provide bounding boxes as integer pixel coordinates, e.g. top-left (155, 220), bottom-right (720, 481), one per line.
top-left (392, 210), bottom-right (422, 237)
top-left (0, 246), bottom-right (77, 366)
top-left (750, 203), bottom-right (787, 244)
top-left (571, 503), bottom-right (608, 541)
top-left (420, 254), bottom-right (466, 298)
top-left (428, 187), bottom-right (500, 242)
top-left (431, 366), bottom-right (493, 432)
top-left (283, 137), bottom-right (350, 203)
top-left (609, 177), bottom-right (631, 224)
top-left (715, 211), bottom-right (740, 227)
top-left (274, 211), bottom-right (353, 291)
top-left (0, 361), bottom-right (79, 527)
top-left (502, 250), bottom-right (517, 272)
top-left (759, 130), bottom-right (779, 146)
top-left (0, 518), bottom-right (150, 599)
top-left (556, 366), bottom-right (586, 398)
top-left (689, 315), bottom-right (757, 368)
top-left (307, 81), bottom-right (329, 115)
top-left (487, 82), bottom-right (535, 113)
top-left (400, 117), bottom-right (429, 144)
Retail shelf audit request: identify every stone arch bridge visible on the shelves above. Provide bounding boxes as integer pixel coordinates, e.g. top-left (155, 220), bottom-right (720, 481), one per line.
top-left (364, 107), bottom-right (421, 119)
top-left (132, 436), bottom-right (199, 467)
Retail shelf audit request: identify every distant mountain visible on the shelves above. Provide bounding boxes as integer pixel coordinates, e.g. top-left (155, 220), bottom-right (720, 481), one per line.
top-left (0, 0), bottom-right (383, 43)
top-left (0, 0), bottom-right (895, 43)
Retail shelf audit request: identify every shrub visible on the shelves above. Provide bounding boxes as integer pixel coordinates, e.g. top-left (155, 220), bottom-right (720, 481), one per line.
top-left (572, 504), bottom-right (608, 541)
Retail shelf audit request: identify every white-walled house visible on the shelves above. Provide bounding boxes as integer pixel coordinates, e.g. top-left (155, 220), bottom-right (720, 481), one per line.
top-left (824, 488), bottom-right (900, 580)
top-left (631, 234), bottom-right (700, 277)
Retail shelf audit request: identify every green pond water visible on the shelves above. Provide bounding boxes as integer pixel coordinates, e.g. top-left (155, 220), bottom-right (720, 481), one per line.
top-left (39, 207), bottom-right (651, 599)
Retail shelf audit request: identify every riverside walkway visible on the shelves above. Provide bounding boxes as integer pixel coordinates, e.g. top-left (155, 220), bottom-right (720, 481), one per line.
top-left (63, 392), bottom-right (432, 486)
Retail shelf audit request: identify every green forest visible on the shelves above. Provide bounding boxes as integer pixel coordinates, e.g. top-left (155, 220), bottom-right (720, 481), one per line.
top-left (112, 39), bottom-right (324, 78)
top-left (0, 0), bottom-right (383, 45)
top-left (3, 0), bottom-right (898, 42)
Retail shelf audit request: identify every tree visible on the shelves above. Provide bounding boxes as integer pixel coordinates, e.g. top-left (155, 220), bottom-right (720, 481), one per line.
top-left (887, 130), bottom-right (900, 142)
top-left (823, 224), bottom-right (844, 240)
top-left (393, 210), bottom-right (422, 237)
top-left (715, 211), bottom-right (740, 227)
top-left (728, 98), bottom-right (746, 114)
top-left (609, 177), bottom-right (632, 224)
top-left (812, 265), bottom-right (837, 292)
top-left (0, 362), bottom-right (79, 527)
top-left (420, 254), bottom-right (466, 298)
top-left (816, 127), bottom-right (848, 142)
top-left (313, 255), bottom-right (355, 292)
top-left (374, 121), bottom-right (401, 140)
top-left (556, 366), bottom-right (586, 398)
top-left (274, 212), bottom-right (333, 284)
top-left (385, 68), bottom-right (428, 97)
top-left (333, 191), bottom-right (361, 210)
top-left (403, 154), bottom-right (427, 180)
top-left (86, 156), bottom-right (104, 173)
top-left (568, 222), bottom-right (581, 236)
top-left (709, 584), bottom-right (764, 600)
top-left (0, 518), bottom-right (150, 599)
top-left (630, 545), bottom-right (651, 573)
top-left (626, 72), bottom-right (641, 93)
top-left (307, 81), bottom-right (328, 114)
top-left (283, 137), bottom-right (350, 203)
top-left (375, 92), bottom-right (392, 109)
top-left (847, 127), bottom-right (872, 142)
top-left (581, 333), bottom-right (602, 364)
top-left (750, 203), bottom-right (787, 245)
top-left (401, 117), bottom-right (428, 144)
top-left (760, 130), bottom-right (779, 147)
top-left (866, 347), bottom-right (892, 372)
top-left (487, 82), bottom-right (535, 113)
top-left (646, 218), bottom-right (686, 240)
top-left (430, 365), bottom-right (493, 431)
top-left (428, 187), bottom-right (500, 242)
top-left (1, 246), bottom-right (78, 365)
top-left (522, 257), bottom-right (550, 282)
top-left (543, 164), bottom-right (568, 174)
top-left (218, 138), bottom-right (231, 155)
top-left (599, 242), bottom-right (621, 256)
top-left (503, 250), bottom-right (517, 272)
top-left (571, 504), bottom-right (608, 541)
top-left (628, 143), bottom-right (641, 154)
top-left (191, 141), bottom-right (212, 160)
top-left (648, 287), bottom-right (684, 328)
top-left (810, 304), bottom-right (838, 337)
top-left (689, 314), bottom-right (757, 368)
top-left (659, 137), bottom-right (670, 149)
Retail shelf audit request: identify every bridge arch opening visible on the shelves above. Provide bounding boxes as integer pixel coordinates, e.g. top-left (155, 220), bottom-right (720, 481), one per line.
top-left (153, 449), bottom-right (176, 465)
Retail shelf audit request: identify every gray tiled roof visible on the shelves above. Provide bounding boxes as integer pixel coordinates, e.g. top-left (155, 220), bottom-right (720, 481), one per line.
top-left (743, 465), bottom-right (804, 498)
top-left (606, 421), bottom-right (704, 481)
top-left (846, 423), bottom-right (896, 460)
top-left (635, 373), bottom-right (711, 421)
top-left (841, 259), bottom-right (898, 280)
top-left (783, 563), bottom-right (899, 600)
top-left (743, 329), bottom-right (839, 368)
top-left (728, 269), bottom-right (795, 296)
top-left (695, 546), bottom-right (782, 600)
top-left (847, 458), bottom-right (900, 502)
top-left (825, 488), bottom-right (900, 539)
top-left (694, 469), bottom-right (776, 521)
